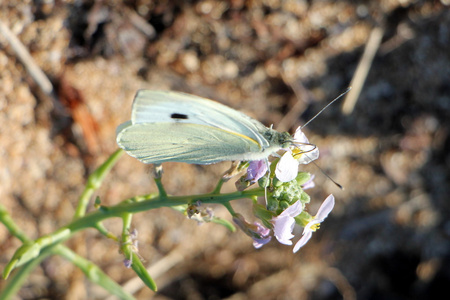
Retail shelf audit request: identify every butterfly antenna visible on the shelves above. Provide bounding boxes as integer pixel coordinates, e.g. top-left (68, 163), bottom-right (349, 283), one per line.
top-left (304, 153), bottom-right (344, 190)
top-left (301, 87), bottom-right (352, 129)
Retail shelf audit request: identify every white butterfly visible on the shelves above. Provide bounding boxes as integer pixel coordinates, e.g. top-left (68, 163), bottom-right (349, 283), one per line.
top-left (116, 90), bottom-right (293, 165)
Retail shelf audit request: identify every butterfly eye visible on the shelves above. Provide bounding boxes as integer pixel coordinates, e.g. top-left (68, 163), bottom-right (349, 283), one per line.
top-left (279, 132), bottom-right (292, 148)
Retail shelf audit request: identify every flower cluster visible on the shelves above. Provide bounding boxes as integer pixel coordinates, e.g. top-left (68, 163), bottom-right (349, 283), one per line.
top-left (234, 127), bottom-right (334, 253)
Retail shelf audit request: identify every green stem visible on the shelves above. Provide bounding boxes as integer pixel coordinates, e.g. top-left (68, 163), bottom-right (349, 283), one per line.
top-left (222, 202), bottom-right (236, 216)
top-left (1, 245), bottom-right (135, 300)
top-left (0, 249), bottom-right (48, 300)
top-left (0, 204), bottom-right (135, 300)
top-left (0, 204), bottom-right (31, 243)
top-left (212, 177), bottom-right (225, 194)
top-left (95, 222), bottom-right (118, 241)
top-left (54, 245), bottom-right (136, 299)
top-left (74, 149), bottom-right (124, 219)
top-left (4, 187), bottom-right (265, 278)
top-left (154, 177), bottom-right (167, 199)
top-left (152, 164), bottom-right (167, 199)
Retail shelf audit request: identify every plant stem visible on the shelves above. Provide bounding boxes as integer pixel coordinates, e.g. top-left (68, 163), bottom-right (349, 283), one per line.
top-left (74, 149), bottom-right (124, 219)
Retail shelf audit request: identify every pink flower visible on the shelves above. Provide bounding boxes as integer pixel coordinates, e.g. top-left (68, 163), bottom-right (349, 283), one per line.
top-left (123, 259), bottom-right (132, 268)
top-left (252, 223), bottom-right (272, 249)
top-left (272, 201), bottom-right (303, 245)
top-left (275, 127), bottom-right (319, 182)
top-left (293, 194), bottom-right (335, 253)
top-left (246, 160), bottom-right (268, 183)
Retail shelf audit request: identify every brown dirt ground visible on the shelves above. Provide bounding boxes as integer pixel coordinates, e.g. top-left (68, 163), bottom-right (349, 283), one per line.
top-left (1, 1), bottom-right (449, 299)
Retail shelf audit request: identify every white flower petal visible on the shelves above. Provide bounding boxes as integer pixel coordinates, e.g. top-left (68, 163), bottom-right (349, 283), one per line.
top-left (315, 194), bottom-right (335, 221)
top-left (275, 152), bottom-right (299, 182)
top-left (278, 200), bottom-right (303, 218)
top-left (272, 201), bottom-right (303, 245)
top-left (293, 230), bottom-right (313, 253)
top-left (273, 216), bottom-right (295, 245)
top-left (293, 127), bottom-right (309, 144)
top-left (297, 146), bottom-right (319, 164)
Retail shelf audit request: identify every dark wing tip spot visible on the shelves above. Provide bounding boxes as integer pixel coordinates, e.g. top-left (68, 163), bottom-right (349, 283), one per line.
top-left (171, 113), bottom-right (189, 120)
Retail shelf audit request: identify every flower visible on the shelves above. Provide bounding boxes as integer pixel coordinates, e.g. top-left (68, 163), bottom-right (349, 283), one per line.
top-left (272, 200), bottom-right (303, 245)
top-left (275, 127), bottom-right (319, 182)
top-left (252, 223), bottom-right (272, 249)
top-left (293, 194), bottom-right (335, 253)
top-left (275, 150), bottom-right (298, 183)
top-left (187, 202), bottom-right (214, 224)
top-left (246, 160), bottom-right (268, 183)
top-left (233, 214), bottom-right (272, 248)
top-left (123, 259), bottom-right (132, 268)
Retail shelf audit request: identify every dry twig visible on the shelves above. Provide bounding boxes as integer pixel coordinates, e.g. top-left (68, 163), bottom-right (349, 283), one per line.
top-left (0, 20), bottom-right (54, 96)
top-left (342, 26), bottom-right (384, 115)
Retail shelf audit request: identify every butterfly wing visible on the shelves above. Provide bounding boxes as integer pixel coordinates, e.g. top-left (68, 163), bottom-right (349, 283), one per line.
top-left (116, 90), bottom-right (289, 164)
top-left (130, 90), bottom-right (271, 149)
top-left (116, 122), bottom-right (265, 164)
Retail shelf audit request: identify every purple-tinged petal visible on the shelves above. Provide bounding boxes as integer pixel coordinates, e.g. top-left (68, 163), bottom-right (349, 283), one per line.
top-left (315, 194), bottom-right (335, 221)
top-left (293, 230), bottom-right (313, 253)
top-left (253, 236), bottom-right (272, 249)
top-left (255, 222), bottom-right (271, 237)
top-left (123, 259), bottom-right (132, 268)
top-left (234, 215), bottom-right (273, 249)
top-left (246, 160), bottom-right (268, 183)
top-left (275, 152), bottom-right (299, 182)
top-left (252, 222), bottom-right (272, 248)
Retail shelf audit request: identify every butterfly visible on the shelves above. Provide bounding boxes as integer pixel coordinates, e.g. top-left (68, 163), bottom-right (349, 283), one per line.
top-left (116, 90), bottom-right (293, 165)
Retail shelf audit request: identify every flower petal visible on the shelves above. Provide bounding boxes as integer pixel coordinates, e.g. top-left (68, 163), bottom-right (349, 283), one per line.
top-left (293, 230), bottom-right (313, 253)
top-left (252, 222), bottom-right (272, 248)
top-left (273, 216), bottom-right (295, 245)
top-left (272, 201), bottom-right (303, 245)
top-left (246, 160), bottom-right (268, 182)
top-left (255, 222), bottom-right (271, 237)
top-left (297, 145), bottom-right (319, 164)
top-left (123, 259), bottom-right (132, 268)
top-left (293, 127), bottom-right (309, 144)
top-left (279, 200), bottom-right (303, 218)
top-left (275, 152), bottom-right (299, 182)
top-left (253, 236), bottom-right (272, 249)
top-left (315, 194), bottom-right (335, 221)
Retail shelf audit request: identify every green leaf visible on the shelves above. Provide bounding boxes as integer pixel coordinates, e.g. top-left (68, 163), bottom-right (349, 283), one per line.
top-left (130, 253), bottom-right (157, 292)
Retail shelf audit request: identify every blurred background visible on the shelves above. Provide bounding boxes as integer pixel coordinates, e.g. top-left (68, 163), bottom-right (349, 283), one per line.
top-left (1, 0), bottom-right (449, 299)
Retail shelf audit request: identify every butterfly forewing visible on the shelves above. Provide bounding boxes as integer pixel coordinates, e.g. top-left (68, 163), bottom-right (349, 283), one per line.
top-left (131, 90), bottom-right (271, 148)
